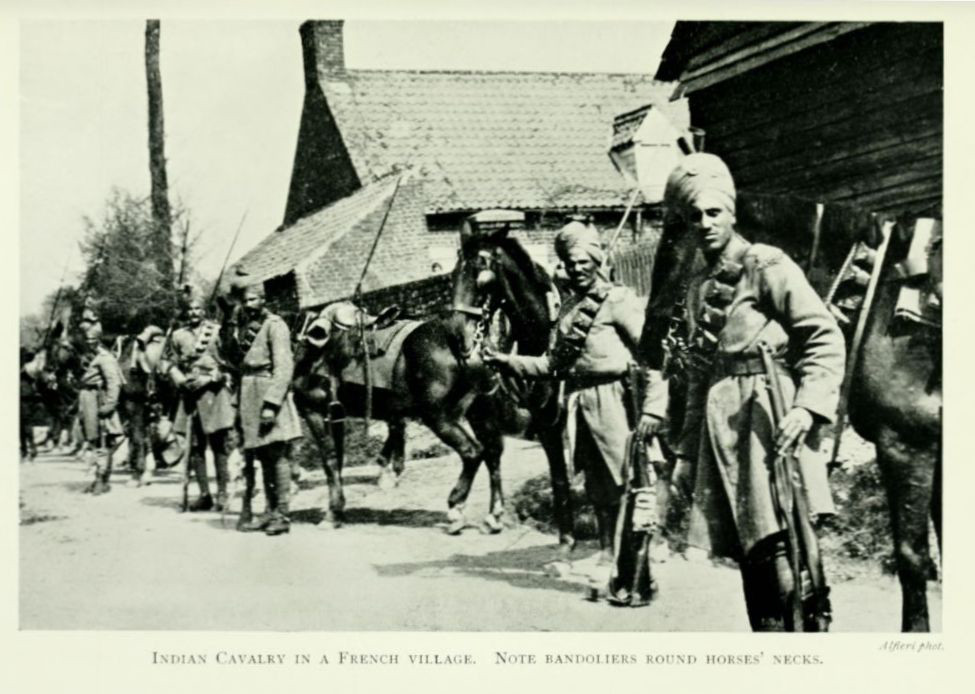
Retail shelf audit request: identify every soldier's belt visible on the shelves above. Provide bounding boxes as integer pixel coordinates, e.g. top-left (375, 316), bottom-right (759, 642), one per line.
top-left (240, 365), bottom-right (272, 377)
top-left (566, 372), bottom-right (625, 391)
top-left (711, 353), bottom-right (789, 379)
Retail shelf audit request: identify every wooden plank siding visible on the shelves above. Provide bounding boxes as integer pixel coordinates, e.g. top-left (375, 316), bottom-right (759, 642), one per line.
top-left (665, 22), bottom-right (942, 219)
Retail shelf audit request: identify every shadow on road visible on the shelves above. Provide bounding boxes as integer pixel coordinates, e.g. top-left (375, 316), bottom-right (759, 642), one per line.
top-left (375, 543), bottom-right (591, 596)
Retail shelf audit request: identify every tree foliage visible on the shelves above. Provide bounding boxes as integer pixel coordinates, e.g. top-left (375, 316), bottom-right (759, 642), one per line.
top-left (78, 188), bottom-right (197, 336)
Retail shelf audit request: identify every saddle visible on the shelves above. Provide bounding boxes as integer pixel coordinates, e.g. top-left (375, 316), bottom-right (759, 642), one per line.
top-left (339, 320), bottom-right (422, 391)
top-left (302, 301), bottom-right (419, 393)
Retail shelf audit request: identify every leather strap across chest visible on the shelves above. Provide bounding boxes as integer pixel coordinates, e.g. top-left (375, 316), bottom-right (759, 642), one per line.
top-left (550, 283), bottom-right (611, 371)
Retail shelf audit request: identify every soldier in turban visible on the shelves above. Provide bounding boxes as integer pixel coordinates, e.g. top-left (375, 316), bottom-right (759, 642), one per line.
top-left (166, 285), bottom-right (237, 511)
top-left (223, 272), bottom-right (303, 536)
top-left (641, 153), bottom-right (845, 631)
top-left (77, 322), bottom-right (125, 493)
top-left (486, 220), bottom-right (648, 596)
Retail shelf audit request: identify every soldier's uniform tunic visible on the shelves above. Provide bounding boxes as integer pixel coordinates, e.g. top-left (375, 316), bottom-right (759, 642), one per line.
top-left (505, 282), bottom-right (645, 508)
top-left (78, 345), bottom-right (125, 443)
top-left (168, 320), bottom-right (237, 504)
top-left (651, 234), bottom-right (845, 562)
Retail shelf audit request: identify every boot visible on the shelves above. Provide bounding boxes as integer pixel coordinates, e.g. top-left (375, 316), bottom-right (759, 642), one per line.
top-left (189, 494), bottom-right (214, 512)
top-left (238, 511), bottom-right (274, 532)
top-left (264, 511), bottom-right (290, 536)
top-left (266, 454), bottom-right (292, 536)
top-left (214, 489), bottom-right (229, 512)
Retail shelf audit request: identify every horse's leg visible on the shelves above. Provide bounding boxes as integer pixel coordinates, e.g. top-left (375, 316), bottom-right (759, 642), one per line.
top-left (423, 414), bottom-right (483, 535)
top-left (377, 419), bottom-right (406, 490)
top-left (876, 428), bottom-right (937, 632)
top-left (467, 400), bottom-right (507, 533)
top-left (303, 410), bottom-right (345, 528)
top-left (537, 424), bottom-right (576, 558)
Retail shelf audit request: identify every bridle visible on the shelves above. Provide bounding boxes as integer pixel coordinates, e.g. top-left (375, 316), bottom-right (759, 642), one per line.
top-left (452, 244), bottom-right (562, 413)
top-left (452, 246), bottom-right (508, 365)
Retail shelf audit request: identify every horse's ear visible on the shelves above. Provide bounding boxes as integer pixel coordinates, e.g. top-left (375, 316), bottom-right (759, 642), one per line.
top-left (459, 218), bottom-right (477, 251)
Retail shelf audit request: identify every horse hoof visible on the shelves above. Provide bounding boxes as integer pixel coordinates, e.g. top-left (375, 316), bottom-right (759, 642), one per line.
top-left (482, 514), bottom-right (503, 534)
top-left (319, 513), bottom-right (343, 530)
top-left (445, 519), bottom-right (466, 535)
top-left (377, 469), bottom-right (398, 491)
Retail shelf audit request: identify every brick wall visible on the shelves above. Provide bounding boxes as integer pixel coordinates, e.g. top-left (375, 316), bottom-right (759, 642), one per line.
top-left (353, 273), bottom-right (453, 319)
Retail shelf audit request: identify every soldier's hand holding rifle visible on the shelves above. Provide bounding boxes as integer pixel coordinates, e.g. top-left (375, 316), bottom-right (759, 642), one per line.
top-left (635, 413), bottom-right (664, 442)
top-left (775, 407), bottom-right (814, 457)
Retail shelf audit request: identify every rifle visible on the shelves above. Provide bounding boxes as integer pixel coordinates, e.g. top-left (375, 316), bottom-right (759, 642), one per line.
top-left (180, 416), bottom-right (194, 512)
top-left (757, 341), bottom-right (831, 632)
top-left (607, 364), bottom-right (658, 607)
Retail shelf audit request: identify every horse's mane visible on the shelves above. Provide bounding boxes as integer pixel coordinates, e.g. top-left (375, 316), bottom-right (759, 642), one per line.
top-left (496, 235), bottom-right (554, 296)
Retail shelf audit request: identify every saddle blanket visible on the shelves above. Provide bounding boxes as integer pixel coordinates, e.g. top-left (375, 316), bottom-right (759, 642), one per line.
top-left (340, 320), bottom-right (422, 391)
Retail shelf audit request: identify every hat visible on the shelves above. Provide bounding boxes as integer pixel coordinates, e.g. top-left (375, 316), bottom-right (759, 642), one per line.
top-left (664, 153), bottom-right (736, 218)
top-left (555, 221), bottom-right (605, 265)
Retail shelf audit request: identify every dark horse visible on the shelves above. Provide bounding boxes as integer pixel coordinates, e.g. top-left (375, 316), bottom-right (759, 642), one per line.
top-left (23, 321), bottom-right (85, 454)
top-left (646, 192), bottom-right (942, 632)
top-left (449, 231), bottom-right (578, 552)
top-left (291, 297), bottom-right (517, 532)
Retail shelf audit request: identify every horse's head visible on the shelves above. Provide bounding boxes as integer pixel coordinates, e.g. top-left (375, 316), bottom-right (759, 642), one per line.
top-left (453, 219), bottom-right (559, 357)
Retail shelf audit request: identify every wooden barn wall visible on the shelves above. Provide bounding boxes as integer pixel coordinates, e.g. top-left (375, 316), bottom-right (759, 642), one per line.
top-left (690, 23), bottom-right (942, 219)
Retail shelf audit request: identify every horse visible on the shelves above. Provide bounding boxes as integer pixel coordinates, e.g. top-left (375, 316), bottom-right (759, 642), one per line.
top-left (645, 192), bottom-right (942, 632)
top-left (291, 297), bottom-right (512, 532)
top-left (843, 217), bottom-right (942, 632)
top-left (449, 231), bottom-right (579, 554)
top-left (23, 323), bottom-right (85, 454)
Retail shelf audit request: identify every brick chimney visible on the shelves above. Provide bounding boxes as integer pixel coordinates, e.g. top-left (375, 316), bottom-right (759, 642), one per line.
top-left (300, 20), bottom-right (345, 85)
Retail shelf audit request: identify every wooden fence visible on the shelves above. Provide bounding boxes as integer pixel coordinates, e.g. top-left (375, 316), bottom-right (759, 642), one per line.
top-left (609, 236), bottom-right (660, 298)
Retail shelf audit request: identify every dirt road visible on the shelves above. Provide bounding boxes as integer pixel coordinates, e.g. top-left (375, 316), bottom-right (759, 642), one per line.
top-left (19, 438), bottom-right (939, 631)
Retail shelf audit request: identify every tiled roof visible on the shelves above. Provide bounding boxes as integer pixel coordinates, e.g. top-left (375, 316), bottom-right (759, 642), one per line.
top-left (232, 174), bottom-right (400, 286)
top-left (320, 69), bottom-right (685, 213)
top-left (296, 174), bottom-right (448, 308)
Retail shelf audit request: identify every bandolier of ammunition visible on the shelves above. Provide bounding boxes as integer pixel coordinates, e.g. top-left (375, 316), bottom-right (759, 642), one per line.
top-left (549, 283), bottom-right (611, 374)
top-left (686, 260), bottom-right (745, 374)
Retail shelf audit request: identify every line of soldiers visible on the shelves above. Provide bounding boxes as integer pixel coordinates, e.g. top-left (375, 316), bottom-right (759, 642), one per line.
top-left (69, 274), bottom-right (305, 536)
top-left (486, 153), bottom-right (845, 632)
top-left (46, 152), bottom-right (844, 630)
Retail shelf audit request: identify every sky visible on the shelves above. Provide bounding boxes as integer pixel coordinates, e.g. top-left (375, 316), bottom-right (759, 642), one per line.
top-left (18, 19), bottom-right (674, 315)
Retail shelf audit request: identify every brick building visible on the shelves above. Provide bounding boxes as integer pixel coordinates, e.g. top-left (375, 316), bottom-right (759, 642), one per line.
top-left (234, 20), bottom-right (687, 315)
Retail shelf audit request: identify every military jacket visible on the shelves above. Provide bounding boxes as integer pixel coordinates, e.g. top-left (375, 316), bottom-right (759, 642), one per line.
top-left (659, 234), bottom-right (846, 559)
top-left (505, 282), bottom-right (646, 486)
top-left (506, 282), bottom-right (645, 381)
top-left (169, 320), bottom-right (236, 435)
top-left (232, 309), bottom-right (302, 449)
top-left (80, 346), bottom-right (122, 414)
